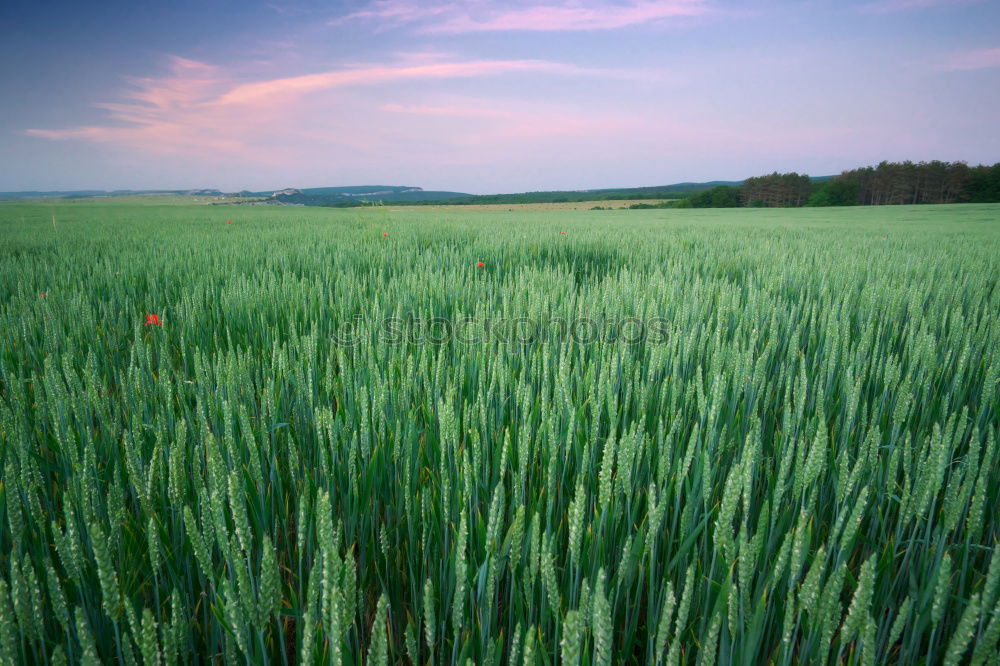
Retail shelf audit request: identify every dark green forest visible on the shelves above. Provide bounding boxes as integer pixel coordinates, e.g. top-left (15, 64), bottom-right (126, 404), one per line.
top-left (648, 161), bottom-right (1000, 210)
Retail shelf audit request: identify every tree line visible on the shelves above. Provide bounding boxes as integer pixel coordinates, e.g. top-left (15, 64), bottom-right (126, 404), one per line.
top-left (650, 161), bottom-right (1000, 209)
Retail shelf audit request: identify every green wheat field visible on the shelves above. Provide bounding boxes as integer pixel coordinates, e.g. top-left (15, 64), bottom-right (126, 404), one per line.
top-left (1, 201), bottom-right (999, 664)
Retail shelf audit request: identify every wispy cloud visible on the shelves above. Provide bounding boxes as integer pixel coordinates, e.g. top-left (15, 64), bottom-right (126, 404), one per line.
top-left (24, 56), bottom-right (253, 156)
top-left (211, 59), bottom-right (606, 106)
top-left (24, 54), bottom-right (629, 163)
top-left (332, 0), bottom-right (708, 33)
top-left (938, 46), bottom-right (1000, 71)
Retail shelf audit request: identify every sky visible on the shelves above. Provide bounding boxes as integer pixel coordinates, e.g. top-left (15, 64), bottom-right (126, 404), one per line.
top-left (1, 0), bottom-right (999, 193)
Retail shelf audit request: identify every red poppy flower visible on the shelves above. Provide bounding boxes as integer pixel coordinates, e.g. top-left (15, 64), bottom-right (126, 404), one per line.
top-left (383, 233), bottom-right (389, 237)
top-left (561, 231), bottom-right (566, 235)
top-left (227, 219), bottom-right (232, 225)
top-left (145, 314), bottom-right (162, 327)
top-left (477, 261), bottom-right (485, 267)
top-left (40, 292), bottom-right (46, 298)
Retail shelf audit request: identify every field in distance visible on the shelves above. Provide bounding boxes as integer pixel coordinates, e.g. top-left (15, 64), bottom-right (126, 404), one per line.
top-left (390, 198), bottom-right (673, 212)
top-left (1, 201), bottom-right (998, 664)
top-left (3, 194), bottom-right (673, 211)
top-left (4, 193), bottom-right (260, 206)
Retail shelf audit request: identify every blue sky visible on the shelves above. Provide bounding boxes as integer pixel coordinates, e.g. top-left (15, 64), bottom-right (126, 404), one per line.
top-left (2, 0), bottom-right (998, 193)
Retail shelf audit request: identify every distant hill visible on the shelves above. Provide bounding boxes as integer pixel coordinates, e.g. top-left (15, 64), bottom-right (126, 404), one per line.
top-left (1, 178), bottom-right (839, 205)
top-left (244, 186), bottom-right (470, 206)
top-left (0, 190), bottom-right (110, 200)
top-left (0, 189), bottom-right (224, 200)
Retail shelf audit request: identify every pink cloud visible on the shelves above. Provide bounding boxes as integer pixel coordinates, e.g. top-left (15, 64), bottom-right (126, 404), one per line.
top-left (25, 57), bottom-right (259, 157)
top-left (212, 59), bottom-right (602, 106)
top-left (333, 0), bottom-right (708, 32)
top-left (24, 54), bottom-right (627, 163)
top-left (938, 46), bottom-right (1000, 71)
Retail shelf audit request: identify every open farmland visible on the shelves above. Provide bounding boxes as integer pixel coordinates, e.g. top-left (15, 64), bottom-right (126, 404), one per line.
top-left (386, 199), bottom-right (673, 212)
top-left (1, 202), bottom-right (999, 664)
